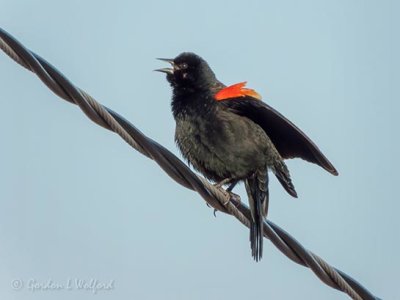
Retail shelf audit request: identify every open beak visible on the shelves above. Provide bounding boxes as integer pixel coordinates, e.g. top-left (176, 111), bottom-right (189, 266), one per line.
top-left (154, 58), bottom-right (174, 74)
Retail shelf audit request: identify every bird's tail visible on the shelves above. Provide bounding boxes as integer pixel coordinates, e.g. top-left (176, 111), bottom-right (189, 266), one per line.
top-left (245, 170), bottom-right (269, 261)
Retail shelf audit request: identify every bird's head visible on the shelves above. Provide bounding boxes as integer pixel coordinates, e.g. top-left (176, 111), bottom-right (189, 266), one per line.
top-left (155, 52), bottom-right (217, 90)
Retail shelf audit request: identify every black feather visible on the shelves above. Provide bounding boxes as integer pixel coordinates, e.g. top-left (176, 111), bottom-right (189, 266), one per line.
top-left (220, 98), bottom-right (338, 176)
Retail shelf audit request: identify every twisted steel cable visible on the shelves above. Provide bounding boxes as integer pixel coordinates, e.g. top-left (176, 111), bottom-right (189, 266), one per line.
top-left (0, 28), bottom-right (380, 300)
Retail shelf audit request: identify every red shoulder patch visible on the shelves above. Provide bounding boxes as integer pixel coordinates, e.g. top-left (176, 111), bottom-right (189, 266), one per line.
top-left (215, 82), bottom-right (262, 101)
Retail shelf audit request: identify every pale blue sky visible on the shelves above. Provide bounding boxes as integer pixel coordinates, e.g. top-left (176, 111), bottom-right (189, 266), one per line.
top-left (0, 1), bottom-right (398, 299)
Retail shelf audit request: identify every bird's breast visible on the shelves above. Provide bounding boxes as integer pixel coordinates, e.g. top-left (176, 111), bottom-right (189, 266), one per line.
top-left (173, 108), bottom-right (273, 182)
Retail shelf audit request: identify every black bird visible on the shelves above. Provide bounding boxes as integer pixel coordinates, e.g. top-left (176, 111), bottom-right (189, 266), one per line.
top-left (156, 52), bottom-right (337, 261)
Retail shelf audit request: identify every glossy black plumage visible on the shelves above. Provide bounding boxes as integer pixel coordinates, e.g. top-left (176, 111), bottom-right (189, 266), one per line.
top-left (220, 99), bottom-right (338, 175)
top-left (157, 52), bottom-right (337, 261)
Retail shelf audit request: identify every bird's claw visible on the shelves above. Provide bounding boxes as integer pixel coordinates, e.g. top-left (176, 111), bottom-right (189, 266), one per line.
top-left (212, 192), bottom-right (240, 217)
top-left (209, 180), bottom-right (241, 216)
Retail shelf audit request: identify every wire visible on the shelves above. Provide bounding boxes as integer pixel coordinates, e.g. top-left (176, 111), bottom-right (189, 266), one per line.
top-left (0, 27), bottom-right (380, 300)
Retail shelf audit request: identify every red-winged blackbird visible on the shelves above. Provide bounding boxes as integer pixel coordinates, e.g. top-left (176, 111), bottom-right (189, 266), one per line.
top-left (156, 53), bottom-right (337, 261)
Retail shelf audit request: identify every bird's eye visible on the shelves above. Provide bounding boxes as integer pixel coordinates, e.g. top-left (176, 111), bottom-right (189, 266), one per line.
top-left (180, 63), bottom-right (188, 69)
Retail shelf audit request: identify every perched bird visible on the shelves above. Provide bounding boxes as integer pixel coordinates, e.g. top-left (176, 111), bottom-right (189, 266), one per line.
top-left (156, 53), bottom-right (338, 261)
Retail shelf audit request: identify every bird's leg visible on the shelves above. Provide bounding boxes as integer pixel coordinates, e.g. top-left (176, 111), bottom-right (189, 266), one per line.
top-left (226, 181), bottom-right (238, 192)
top-left (213, 178), bottom-right (235, 205)
top-left (226, 180), bottom-right (241, 206)
top-left (213, 179), bottom-right (241, 203)
top-left (207, 177), bottom-right (231, 208)
top-left (213, 178), bottom-right (232, 189)
top-left (210, 178), bottom-right (231, 216)
top-left (211, 179), bottom-right (241, 216)
top-left (224, 180), bottom-right (241, 204)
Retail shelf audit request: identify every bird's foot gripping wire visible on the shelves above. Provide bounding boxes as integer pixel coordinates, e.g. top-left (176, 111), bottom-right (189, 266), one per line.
top-left (213, 178), bottom-right (232, 189)
top-left (213, 179), bottom-right (238, 192)
top-left (208, 179), bottom-right (241, 217)
top-left (211, 191), bottom-right (241, 217)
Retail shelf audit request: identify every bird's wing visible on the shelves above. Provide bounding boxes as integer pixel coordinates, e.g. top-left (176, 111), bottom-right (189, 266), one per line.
top-left (219, 97), bottom-right (338, 175)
